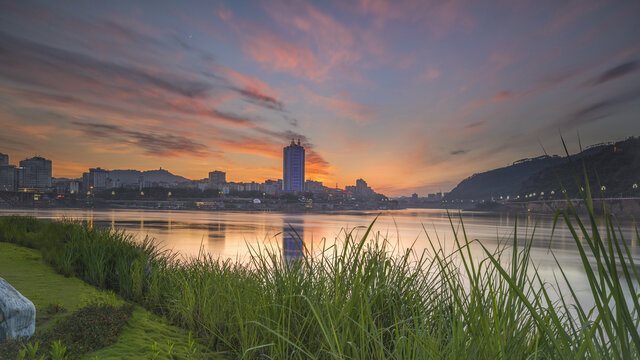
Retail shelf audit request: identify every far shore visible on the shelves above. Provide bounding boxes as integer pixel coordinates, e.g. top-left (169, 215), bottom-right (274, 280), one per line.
top-left (3, 196), bottom-right (640, 219)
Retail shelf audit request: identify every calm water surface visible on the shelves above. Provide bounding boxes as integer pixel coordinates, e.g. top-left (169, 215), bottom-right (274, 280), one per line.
top-left (2, 208), bottom-right (638, 308)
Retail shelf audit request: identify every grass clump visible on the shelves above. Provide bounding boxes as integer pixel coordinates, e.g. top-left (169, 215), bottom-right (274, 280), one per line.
top-left (0, 170), bottom-right (639, 358)
top-left (0, 304), bottom-right (133, 359)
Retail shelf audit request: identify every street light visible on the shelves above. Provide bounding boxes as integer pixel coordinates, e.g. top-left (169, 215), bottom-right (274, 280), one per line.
top-left (111, 191), bottom-right (115, 196)
top-left (601, 186), bottom-right (606, 191)
top-left (168, 191), bottom-right (172, 197)
top-left (140, 191), bottom-right (144, 196)
top-left (633, 184), bottom-right (638, 189)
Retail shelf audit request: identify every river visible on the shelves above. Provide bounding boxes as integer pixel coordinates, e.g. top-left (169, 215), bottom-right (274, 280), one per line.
top-left (2, 208), bottom-right (638, 310)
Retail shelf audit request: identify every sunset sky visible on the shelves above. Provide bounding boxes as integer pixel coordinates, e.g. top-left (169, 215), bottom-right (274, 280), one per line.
top-left (1, 1), bottom-right (639, 196)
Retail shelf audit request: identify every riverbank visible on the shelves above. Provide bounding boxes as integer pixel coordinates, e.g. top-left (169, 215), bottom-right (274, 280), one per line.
top-left (0, 193), bottom-right (396, 213)
top-left (0, 242), bottom-right (220, 359)
top-left (1, 195), bottom-right (638, 359)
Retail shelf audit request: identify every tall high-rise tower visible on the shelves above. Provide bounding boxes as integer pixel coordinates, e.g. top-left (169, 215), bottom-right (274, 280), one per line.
top-left (283, 139), bottom-right (305, 192)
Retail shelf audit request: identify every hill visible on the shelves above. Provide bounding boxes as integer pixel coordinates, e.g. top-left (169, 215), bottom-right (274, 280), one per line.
top-left (445, 155), bottom-right (566, 201)
top-left (444, 139), bottom-right (638, 201)
top-left (108, 168), bottom-right (190, 187)
top-left (519, 137), bottom-right (640, 198)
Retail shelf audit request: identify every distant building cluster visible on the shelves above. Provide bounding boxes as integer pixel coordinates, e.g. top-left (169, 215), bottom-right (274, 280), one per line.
top-left (0, 153), bottom-right (52, 192)
top-left (0, 142), bottom-right (385, 205)
top-left (394, 192), bottom-right (447, 208)
top-left (346, 179), bottom-right (375, 198)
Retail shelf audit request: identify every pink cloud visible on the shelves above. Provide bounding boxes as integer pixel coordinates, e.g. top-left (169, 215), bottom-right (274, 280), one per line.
top-left (420, 65), bottom-right (441, 81)
top-left (302, 87), bottom-right (377, 125)
top-left (217, 65), bottom-right (283, 110)
top-left (354, 0), bottom-right (475, 36)
top-left (217, 3), bottom-right (232, 21)
top-left (490, 52), bottom-right (512, 69)
top-left (233, 1), bottom-right (367, 82)
top-left (542, 1), bottom-right (603, 35)
top-left (242, 30), bottom-right (326, 81)
top-left (492, 90), bottom-right (514, 102)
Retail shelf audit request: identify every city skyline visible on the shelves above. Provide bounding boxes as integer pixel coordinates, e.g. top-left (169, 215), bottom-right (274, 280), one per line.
top-left (0, 149), bottom-right (389, 198)
top-left (1, 1), bottom-right (640, 196)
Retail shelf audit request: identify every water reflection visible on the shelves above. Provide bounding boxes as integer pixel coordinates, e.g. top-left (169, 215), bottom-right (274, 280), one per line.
top-left (283, 218), bottom-right (304, 262)
top-left (207, 223), bottom-right (226, 242)
top-left (2, 207), bottom-right (639, 309)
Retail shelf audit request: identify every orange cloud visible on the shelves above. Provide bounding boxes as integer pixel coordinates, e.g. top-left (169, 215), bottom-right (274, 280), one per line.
top-left (213, 136), bottom-right (334, 182)
top-left (219, 66), bottom-right (277, 97)
top-left (52, 160), bottom-right (93, 178)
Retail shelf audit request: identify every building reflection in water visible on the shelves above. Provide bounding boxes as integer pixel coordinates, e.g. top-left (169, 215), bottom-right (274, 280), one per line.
top-left (207, 222), bottom-right (227, 242)
top-left (282, 218), bottom-right (304, 262)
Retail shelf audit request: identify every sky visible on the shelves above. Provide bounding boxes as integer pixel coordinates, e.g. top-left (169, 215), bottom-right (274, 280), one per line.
top-left (1, 0), bottom-right (639, 196)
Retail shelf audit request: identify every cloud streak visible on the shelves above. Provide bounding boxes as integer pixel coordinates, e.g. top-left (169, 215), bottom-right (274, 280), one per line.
top-left (580, 60), bottom-right (640, 88)
top-left (555, 87), bottom-right (640, 130)
top-left (72, 121), bottom-right (210, 158)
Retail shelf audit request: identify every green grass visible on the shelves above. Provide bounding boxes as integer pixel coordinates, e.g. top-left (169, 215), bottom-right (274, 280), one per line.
top-left (0, 170), bottom-right (639, 359)
top-left (0, 242), bottom-right (220, 359)
top-left (0, 242), bottom-right (109, 328)
top-left (88, 307), bottom-right (213, 360)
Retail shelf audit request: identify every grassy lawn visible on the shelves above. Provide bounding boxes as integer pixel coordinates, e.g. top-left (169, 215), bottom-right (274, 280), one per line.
top-left (0, 242), bottom-right (222, 359)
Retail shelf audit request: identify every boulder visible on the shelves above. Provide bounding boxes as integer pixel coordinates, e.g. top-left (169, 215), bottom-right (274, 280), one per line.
top-left (0, 277), bottom-right (36, 343)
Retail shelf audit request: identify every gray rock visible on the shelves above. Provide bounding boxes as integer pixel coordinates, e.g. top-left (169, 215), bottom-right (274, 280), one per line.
top-left (0, 277), bottom-right (36, 343)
